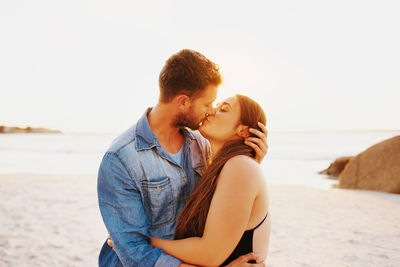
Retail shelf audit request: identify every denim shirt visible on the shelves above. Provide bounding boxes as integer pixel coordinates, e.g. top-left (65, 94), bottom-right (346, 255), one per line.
top-left (98, 109), bottom-right (209, 267)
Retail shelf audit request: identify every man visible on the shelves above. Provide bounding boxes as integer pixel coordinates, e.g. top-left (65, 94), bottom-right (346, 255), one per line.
top-left (98, 49), bottom-right (268, 266)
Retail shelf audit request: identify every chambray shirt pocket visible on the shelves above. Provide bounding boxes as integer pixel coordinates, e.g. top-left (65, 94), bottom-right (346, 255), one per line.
top-left (141, 177), bottom-right (175, 227)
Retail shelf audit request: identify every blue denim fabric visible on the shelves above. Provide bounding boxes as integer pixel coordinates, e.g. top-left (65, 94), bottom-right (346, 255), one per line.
top-left (98, 109), bottom-right (209, 267)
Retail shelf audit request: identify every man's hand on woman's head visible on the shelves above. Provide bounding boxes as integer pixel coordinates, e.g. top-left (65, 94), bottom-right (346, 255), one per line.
top-left (245, 122), bottom-right (268, 164)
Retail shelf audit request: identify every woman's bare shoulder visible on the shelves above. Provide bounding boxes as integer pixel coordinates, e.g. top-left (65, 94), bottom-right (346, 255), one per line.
top-left (224, 155), bottom-right (262, 172)
top-left (219, 155), bottom-right (265, 187)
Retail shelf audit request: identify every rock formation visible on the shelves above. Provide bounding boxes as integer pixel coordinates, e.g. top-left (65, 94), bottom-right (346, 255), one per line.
top-left (319, 156), bottom-right (353, 178)
top-left (0, 125), bottom-right (61, 134)
top-left (338, 136), bottom-right (400, 194)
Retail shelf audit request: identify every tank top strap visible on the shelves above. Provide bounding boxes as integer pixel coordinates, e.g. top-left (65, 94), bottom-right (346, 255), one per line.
top-left (251, 212), bottom-right (268, 231)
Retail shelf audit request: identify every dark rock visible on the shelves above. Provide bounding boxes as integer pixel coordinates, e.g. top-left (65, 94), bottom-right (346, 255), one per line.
top-left (0, 125), bottom-right (61, 134)
top-left (319, 156), bottom-right (353, 178)
top-left (338, 136), bottom-right (400, 194)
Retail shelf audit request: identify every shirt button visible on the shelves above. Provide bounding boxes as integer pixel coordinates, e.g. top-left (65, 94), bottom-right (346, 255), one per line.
top-left (183, 177), bottom-right (188, 182)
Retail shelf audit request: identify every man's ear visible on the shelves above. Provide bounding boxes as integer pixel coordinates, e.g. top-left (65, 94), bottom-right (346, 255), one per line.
top-left (175, 94), bottom-right (191, 111)
top-left (237, 125), bottom-right (250, 138)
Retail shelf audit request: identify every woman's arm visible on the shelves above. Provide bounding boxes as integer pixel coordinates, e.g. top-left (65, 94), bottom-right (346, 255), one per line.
top-left (151, 155), bottom-right (265, 266)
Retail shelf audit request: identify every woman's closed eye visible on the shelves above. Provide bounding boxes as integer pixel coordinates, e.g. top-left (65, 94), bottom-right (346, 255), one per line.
top-left (217, 103), bottom-right (230, 112)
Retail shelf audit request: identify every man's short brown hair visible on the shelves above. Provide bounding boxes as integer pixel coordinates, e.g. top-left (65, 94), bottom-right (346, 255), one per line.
top-left (158, 49), bottom-right (222, 102)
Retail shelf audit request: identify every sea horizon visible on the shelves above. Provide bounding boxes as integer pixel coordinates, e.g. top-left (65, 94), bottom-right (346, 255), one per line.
top-left (2, 127), bottom-right (400, 135)
top-left (1, 130), bottom-right (399, 190)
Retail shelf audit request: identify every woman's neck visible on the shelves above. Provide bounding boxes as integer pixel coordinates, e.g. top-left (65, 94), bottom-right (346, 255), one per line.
top-left (209, 138), bottom-right (242, 161)
top-left (209, 140), bottom-right (223, 161)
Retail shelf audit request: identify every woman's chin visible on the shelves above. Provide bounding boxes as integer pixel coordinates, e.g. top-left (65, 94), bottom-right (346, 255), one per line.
top-left (198, 127), bottom-right (206, 136)
top-left (198, 126), bottom-right (209, 139)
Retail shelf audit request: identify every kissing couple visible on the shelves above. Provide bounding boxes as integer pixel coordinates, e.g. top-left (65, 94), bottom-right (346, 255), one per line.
top-left (98, 49), bottom-right (271, 266)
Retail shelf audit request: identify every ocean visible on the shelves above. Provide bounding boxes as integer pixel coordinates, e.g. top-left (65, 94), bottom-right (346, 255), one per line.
top-left (1, 131), bottom-right (399, 189)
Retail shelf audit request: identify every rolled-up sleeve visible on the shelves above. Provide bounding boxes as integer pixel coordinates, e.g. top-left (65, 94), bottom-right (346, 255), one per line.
top-left (97, 152), bottom-right (181, 267)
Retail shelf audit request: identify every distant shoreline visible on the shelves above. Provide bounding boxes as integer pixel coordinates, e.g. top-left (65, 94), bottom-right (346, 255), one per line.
top-left (0, 125), bottom-right (62, 134)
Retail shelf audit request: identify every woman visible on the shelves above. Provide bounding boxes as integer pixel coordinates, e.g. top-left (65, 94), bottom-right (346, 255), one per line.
top-left (151, 94), bottom-right (271, 266)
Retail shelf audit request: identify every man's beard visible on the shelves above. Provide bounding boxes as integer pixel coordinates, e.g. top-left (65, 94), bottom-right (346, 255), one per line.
top-left (171, 107), bottom-right (205, 130)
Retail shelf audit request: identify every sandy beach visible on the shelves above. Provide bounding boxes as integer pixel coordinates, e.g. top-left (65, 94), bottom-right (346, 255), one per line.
top-left (0, 174), bottom-right (107, 267)
top-left (1, 173), bottom-right (399, 266)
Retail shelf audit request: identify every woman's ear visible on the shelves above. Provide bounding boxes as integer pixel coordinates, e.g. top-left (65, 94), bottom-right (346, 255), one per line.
top-left (237, 125), bottom-right (250, 138)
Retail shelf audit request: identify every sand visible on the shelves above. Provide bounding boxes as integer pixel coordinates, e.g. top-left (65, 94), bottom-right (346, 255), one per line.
top-left (0, 173), bottom-right (399, 267)
top-left (268, 184), bottom-right (400, 266)
top-left (0, 174), bottom-right (107, 267)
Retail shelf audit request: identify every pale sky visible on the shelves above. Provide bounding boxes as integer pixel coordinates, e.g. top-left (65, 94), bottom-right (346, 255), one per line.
top-left (1, 0), bottom-right (399, 133)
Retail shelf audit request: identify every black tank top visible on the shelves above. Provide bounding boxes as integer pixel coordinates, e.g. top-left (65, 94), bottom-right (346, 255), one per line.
top-left (220, 213), bottom-right (268, 266)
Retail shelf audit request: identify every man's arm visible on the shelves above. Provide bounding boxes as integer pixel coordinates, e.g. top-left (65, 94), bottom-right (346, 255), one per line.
top-left (108, 238), bottom-right (264, 267)
top-left (98, 152), bottom-right (181, 267)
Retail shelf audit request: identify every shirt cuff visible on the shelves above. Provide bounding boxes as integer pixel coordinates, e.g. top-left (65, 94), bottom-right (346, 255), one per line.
top-left (154, 253), bottom-right (182, 267)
